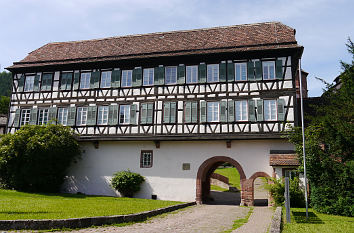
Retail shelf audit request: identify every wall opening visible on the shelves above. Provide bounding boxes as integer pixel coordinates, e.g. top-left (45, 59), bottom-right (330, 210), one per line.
top-left (253, 177), bottom-right (269, 206)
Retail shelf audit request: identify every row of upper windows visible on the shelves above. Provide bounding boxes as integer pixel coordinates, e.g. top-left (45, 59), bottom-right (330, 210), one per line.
top-left (14, 99), bottom-right (286, 127)
top-left (17, 60), bottom-right (284, 92)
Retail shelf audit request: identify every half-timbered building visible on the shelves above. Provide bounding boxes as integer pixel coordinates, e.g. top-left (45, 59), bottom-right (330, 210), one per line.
top-left (6, 22), bottom-right (304, 206)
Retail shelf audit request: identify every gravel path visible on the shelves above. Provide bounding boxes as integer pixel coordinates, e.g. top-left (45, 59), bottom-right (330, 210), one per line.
top-left (232, 207), bottom-right (274, 233)
top-left (62, 205), bottom-right (249, 233)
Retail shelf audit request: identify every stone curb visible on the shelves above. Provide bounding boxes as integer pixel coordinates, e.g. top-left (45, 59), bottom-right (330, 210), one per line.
top-left (0, 202), bottom-right (196, 231)
top-left (269, 206), bottom-right (282, 233)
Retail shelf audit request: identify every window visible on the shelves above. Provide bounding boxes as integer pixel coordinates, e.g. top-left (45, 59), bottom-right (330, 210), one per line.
top-left (207, 64), bottom-right (219, 82)
top-left (140, 103), bottom-right (154, 124)
top-left (283, 168), bottom-right (298, 179)
top-left (119, 105), bottom-right (130, 124)
top-left (262, 61), bottom-right (275, 80)
top-left (140, 150), bottom-right (153, 168)
top-left (38, 108), bottom-right (49, 125)
top-left (143, 68), bottom-right (154, 86)
top-left (77, 107), bottom-right (88, 126)
top-left (264, 99), bottom-right (277, 121)
top-left (163, 102), bottom-right (177, 123)
top-left (97, 106), bottom-right (109, 125)
top-left (24, 76), bottom-right (35, 92)
top-left (121, 70), bottom-right (132, 87)
top-left (184, 101), bottom-right (198, 123)
top-left (41, 73), bottom-right (53, 91)
top-left (58, 108), bottom-right (68, 126)
top-left (186, 65), bottom-right (198, 83)
top-left (235, 100), bottom-right (248, 121)
top-left (235, 63), bottom-right (247, 81)
top-left (100, 71), bottom-right (112, 88)
top-left (80, 73), bottom-right (91, 89)
top-left (20, 109), bottom-right (31, 126)
top-left (207, 102), bottom-right (219, 122)
top-left (165, 66), bottom-right (177, 84)
top-left (60, 73), bottom-right (73, 90)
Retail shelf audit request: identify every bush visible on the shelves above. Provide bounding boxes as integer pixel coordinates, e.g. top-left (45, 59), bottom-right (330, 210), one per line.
top-left (0, 124), bottom-right (81, 192)
top-left (111, 170), bottom-right (145, 197)
top-left (264, 177), bottom-right (305, 207)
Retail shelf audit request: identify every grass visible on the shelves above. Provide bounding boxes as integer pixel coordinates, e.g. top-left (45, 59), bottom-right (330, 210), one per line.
top-left (214, 167), bottom-right (241, 190)
top-left (282, 208), bottom-right (354, 233)
top-left (224, 207), bottom-right (254, 233)
top-left (0, 189), bottom-right (182, 220)
top-left (210, 184), bottom-right (229, 192)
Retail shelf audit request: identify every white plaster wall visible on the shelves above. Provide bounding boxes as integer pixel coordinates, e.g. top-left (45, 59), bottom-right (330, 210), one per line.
top-left (62, 139), bottom-right (294, 202)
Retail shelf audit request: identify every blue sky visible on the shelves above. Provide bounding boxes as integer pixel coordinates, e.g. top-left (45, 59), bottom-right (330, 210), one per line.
top-left (1, 0), bottom-right (353, 96)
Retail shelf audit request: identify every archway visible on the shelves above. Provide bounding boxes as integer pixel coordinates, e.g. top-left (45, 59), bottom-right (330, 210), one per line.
top-left (249, 172), bottom-right (271, 206)
top-left (196, 156), bottom-right (246, 205)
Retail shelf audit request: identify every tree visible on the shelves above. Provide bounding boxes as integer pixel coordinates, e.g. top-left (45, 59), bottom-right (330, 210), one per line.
top-left (288, 39), bottom-right (354, 216)
top-left (0, 71), bottom-right (12, 97)
top-left (0, 96), bottom-right (10, 114)
top-left (0, 124), bottom-right (81, 192)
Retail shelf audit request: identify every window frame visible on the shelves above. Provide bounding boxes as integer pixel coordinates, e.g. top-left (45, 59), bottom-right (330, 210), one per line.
top-left (80, 72), bottom-right (91, 89)
top-left (207, 101), bottom-right (220, 122)
top-left (57, 107), bottom-right (68, 126)
top-left (140, 150), bottom-right (153, 168)
top-left (97, 105), bottom-right (109, 125)
top-left (76, 107), bottom-right (88, 126)
top-left (38, 108), bottom-right (49, 125)
top-left (60, 72), bottom-right (73, 90)
top-left (235, 62), bottom-right (247, 81)
top-left (121, 70), bottom-right (133, 87)
top-left (186, 65), bottom-right (198, 84)
top-left (41, 73), bottom-right (53, 91)
top-left (100, 70), bottom-right (112, 88)
top-left (165, 66), bottom-right (177, 85)
top-left (207, 64), bottom-right (219, 83)
top-left (235, 100), bottom-right (248, 121)
top-left (264, 99), bottom-right (277, 121)
top-left (24, 75), bottom-right (35, 92)
top-left (20, 109), bottom-right (31, 126)
top-left (119, 104), bottom-right (130, 124)
top-left (143, 68), bottom-right (154, 86)
top-left (262, 61), bottom-right (276, 80)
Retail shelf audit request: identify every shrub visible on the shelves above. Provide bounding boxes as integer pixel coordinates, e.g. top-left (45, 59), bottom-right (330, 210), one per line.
top-left (111, 170), bottom-right (145, 197)
top-left (0, 124), bottom-right (81, 192)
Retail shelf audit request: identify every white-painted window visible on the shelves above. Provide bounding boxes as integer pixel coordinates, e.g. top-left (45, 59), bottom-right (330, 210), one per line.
top-left (100, 71), bottom-right (112, 88)
top-left (97, 106), bottom-right (109, 125)
top-left (119, 105), bottom-right (130, 124)
top-left (20, 109), bottom-right (31, 126)
top-left (207, 64), bottom-right (219, 82)
top-left (80, 73), bottom-right (91, 89)
top-left (235, 63), bottom-right (247, 81)
top-left (235, 100), bottom-right (248, 121)
top-left (38, 108), bottom-right (49, 125)
top-left (165, 66), bottom-right (177, 84)
top-left (143, 68), bottom-right (154, 86)
top-left (77, 107), bottom-right (88, 126)
top-left (263, 61), bottom-right (275, 80)
top-left (24, 76), bottom-right (35, 92)
top-left (207, 102), bottom-right (219, 122)
top-left (58, 108), bottom-right (68, 126)
top-left (140, 150), bottom-right (153, 168)
top-left (121, 70), bottom-right (132, 87)
top-left (264, 99), bottom-right (277, 121)
top-left (186, 65), bottom-right (198, 83)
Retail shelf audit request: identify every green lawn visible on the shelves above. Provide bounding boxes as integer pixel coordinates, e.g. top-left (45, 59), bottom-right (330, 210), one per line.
top-left (0, 189), bottom-right (182, 220)
top-left (210, 184), bottom-right (229, 192)
top-left (214, 167), bottom-right (241, 190)
top-left (282, 208), bottom-right (354, 233)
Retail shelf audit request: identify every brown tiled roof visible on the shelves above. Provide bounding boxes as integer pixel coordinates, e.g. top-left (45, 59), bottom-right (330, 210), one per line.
top-left (8, 22), bottom-right (301, 69)
top-left (269, 154), bottom-right (300, 166)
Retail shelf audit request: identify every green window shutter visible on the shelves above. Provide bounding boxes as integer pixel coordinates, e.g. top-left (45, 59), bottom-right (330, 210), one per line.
top-left (18, 75), bottom-right (25, 92)
top-left (170, 102), bottom-right (176, 123)
top-left (198, 64), bottom-right (206, 83)
top-left (227, 62), bottom-right (234, 82)
top-left (277, 99), bottom-right (286, 121)
top-left (147, 103), bottom-right (154, 124)
top-left (178, 65), bottom-right (185, 84)
top-left (200, 101), bottom-right (206, 123)
top-left (163, 102), bottom-right (170, 123)
top-left (154, 67), bottom-right (159, 85)
top-left (275, 60), bottom-right (283, 80)
top-left (255, 61), bottom-right (262, 81)
top-left (73, 72), bottom-right (80, 90)
top-left (111, 70), bottom-right (121, 88)
top-left (33, 75), bottom-right (40, 91)
top-left (13, 109), bottom-right (21, 127)
top-left (220, 101), bottom-right (227, 122)
top-left (66, 73), bottom-right (73, 90)
top-left (60, 73), bottom-right (67, 90)
top-left (191, 102), bottom-right (198, 123)
top-left (87, 106), bottom-right (97, 126)
top-left (42, 74), bottom-right (53, 91)
top-left (140, 103), bottom-right (147, 124)
top-left (248, 100), bottom-right (256, 122)
top-left (154, 66), bottom-right (164, 85)
top-left (48, 107), bottom-right (57, 124)
top-left (228, 100), bottom-right (235, 122)
top-left (185, 102), bottom-right (191, 123)
top-left (133, 67), bottom-right (142, 87)
top-left (67, 107), bottom-right (76, 126)
top-left (257, 99), bottom-right (264, 121)
top-left (29, 108), bottom-right (38, 125)
top-left (219, 63), bottom-right (227, 82)
top-left (130, 104), bottom-right (137, 124)
top-left (90, 71), bottom-right (100, 89)
top-left (108, 105), bottom-right (119, 125)
top-left (247, 62), bottom-right (255, 81)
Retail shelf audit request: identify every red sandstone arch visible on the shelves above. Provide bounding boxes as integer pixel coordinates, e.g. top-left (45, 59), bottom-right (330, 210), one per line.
top-left (249, 172), bottom-right (271, 206)
top-left (196, 156), bottom-right (246, 204)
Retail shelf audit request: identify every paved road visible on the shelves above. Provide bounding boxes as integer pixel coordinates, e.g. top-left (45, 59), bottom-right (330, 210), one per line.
top-left (232, 207), bottom-right (274, 233)
top-left (64, 205), bottom-right (249, 233)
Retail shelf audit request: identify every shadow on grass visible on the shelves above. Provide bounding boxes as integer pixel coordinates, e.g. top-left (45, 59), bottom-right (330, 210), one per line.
top-left (292, 211), bottom-right (324, 224)
top-left (0, 211), bottom-right (53, 215)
